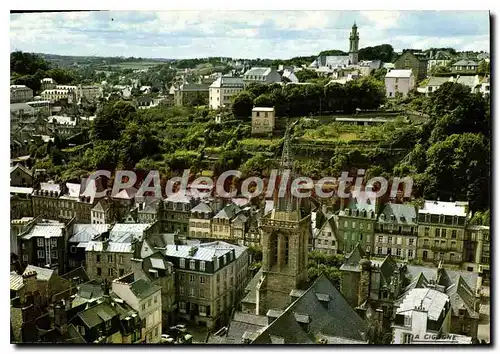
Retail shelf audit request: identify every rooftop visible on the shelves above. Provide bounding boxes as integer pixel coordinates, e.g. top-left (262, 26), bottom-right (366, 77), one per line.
top-left (419, 200), bottom-right (468, 217)
top-left (252, 107), bottom-right (275, 112)
top-left (396, 288), bottom-right (449, 321)
top-left (385, 69), bottom-right (413, 78)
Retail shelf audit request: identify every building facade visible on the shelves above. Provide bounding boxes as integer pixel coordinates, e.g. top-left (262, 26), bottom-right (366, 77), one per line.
top-left (209, 76), bottom-right (244, 110)
top-left (251, 107), bottom-right (275, 135)
top-left (385, 69), bottom-right (415, 98)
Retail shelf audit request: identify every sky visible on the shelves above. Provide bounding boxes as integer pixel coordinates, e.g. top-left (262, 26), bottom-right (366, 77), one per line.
top-left (10, 10), bottom-right (490, 59)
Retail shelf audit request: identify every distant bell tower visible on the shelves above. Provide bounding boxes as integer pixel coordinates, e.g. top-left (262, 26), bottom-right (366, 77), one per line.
top-left (349, 22), bottom-right (360, 65)
top-left (256, 120), bottom-right (311, 315)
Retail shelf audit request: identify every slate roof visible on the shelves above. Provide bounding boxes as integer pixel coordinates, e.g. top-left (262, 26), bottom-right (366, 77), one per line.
top-left (396, 288), bottom-right (449, 321)
top-left (386, 69), bottom-right (413, 78)
top-left (10, 163), bottom-right (33, 177)
top-left (241, 269), bottom-right (263, 305)
top-left (109, 223), bottom-right (150, 242)
top-left (214, 203), bottom-right (241, 219)
top-left (251, 275), bottom-right (369, 344)
top-left (311, 56), bottom-right (350, 69)
top-left (208, 311), bottom-right (267, 344)
top-left (21, 222), bottom-right (65, 239)
top-left (78, 301), bottom-right (117, 329)
top-left (191, 201), bottom-right (212, 213)
top-left (164, 240), bottom-right (241, 261)
top-left (378, 203), bottom-right (417, 225)
top-left (129, 279), bottom-right (161, 299)
top-left (210, 76), bottom-right (244, 88)
top-left (23, 265), bottom-right (55, 281)
top-left (244, 67), bottom-right (272, 76)
top-left (10, 272), bottom-right (24, 291)
top-left (426, 76), bottom-right (451, 87)
top-left (452, 60), bottom-right (478, 67)
top-left (85, 241), bottom-right (133, 253)
top-left (69, 224), bottom-right (109, 243)
top-left (180, 83), bottom-right (210, 92)
top-left (60, 266), bottom-right (90, 283)
top-left (419, 200), bottom-right (468, 217)
top-left (10, 186), bottom-right (33, 195)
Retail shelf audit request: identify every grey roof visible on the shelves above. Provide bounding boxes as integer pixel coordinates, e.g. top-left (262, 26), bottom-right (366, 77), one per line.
top-left (109, 223), bottom-right (150, 242)
top-left (70, 224), bottom-right (109, 243)
top-left (21, 222), bottom-right (65, 239)
top-left (165, 240), bottom-right (244, 261)
top-left (214, 203), bottom-right (241, 219)
top-left (23, 265), bottom-right (55, 281)
top-left (426, 76), bottom-right (451, 87)
top-left (210, 76), bottom-right (244, 88)
top-left (244, 67), bottom-right (272, 76)
top-left (129, 279), bottom-right (161, 299)
top-left (396, 288), bottom-right (449, 321)
top-left (241, 269), bottom-right (263, 305)
top-left (378, 203), bottom-right (417, 225)
top-left (11, 186), bottom-right (33, 195)
top-left (10, 102), bottom-right (36, 113)
top-left (181, 83), bottom-right (210, 92)
top-left (10, 163), bottom-right (32, 177)
top-left (78, 302), bottom-right (117, 328)
top-left (191, 201), bottom-right (212, 213)
top-left (85, 241), bottom-right (133, 253)
top-left (419, 200), bottom-right (468, 217)
top-left (208, 312), bottom-right (267, 344)
top-left (452, 60), bottom-right (478, 66)
top-left (251, 275), bottom-right (368, 344)
top-left (312, 56), bottom-right (350, 69)
top-left (10, 272), bottom-right (24, 291)
top-left (386, 69), bottom-right (413, 78)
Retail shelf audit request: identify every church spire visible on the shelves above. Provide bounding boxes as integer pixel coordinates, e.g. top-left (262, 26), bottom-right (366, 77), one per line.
top-left (274, 119), bottom-right (297, 213)
top-left (349, 22), bottom-right (360, 65)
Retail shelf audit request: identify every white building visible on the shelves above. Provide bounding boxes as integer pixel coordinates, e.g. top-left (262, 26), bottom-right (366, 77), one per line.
top-left (209, 76), bottom-right (244, 110)
top-left (313, 215), bottom-right (339, 255)
top-left (384, 69), bottom-right (415, 98)
top-left (392, 288), bottom-right (472, 344)
top-left (112, 273), bottom-right (163, 343)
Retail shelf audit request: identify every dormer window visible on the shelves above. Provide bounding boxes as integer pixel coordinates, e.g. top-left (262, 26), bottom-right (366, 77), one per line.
top-left (190, 260), bottom-right (196, 270)
top-left (180, 258), bottom-right (185, 268)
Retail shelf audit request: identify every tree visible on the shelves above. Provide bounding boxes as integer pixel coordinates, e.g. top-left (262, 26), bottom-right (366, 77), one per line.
top-left (295, 69), bottom-right (319, 82)
top-left (92, 100), bottom-right (136, 140)
top-left (254, 94), bottom-right (273, 107)
top-left (359, 44), bottom-right (394, 63)
top-left (10, 51), bottom-right (50, 76)
top-left (231, 91), bottom-right (254, 119)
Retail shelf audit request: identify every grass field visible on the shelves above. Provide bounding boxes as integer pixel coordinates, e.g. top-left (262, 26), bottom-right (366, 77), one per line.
top-left (99, 61), bottom-right (161, 70)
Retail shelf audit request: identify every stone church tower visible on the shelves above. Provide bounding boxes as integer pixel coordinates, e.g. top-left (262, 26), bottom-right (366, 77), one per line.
top-left (256, 121), bottom-right (311, 315)
top-left (349, 22), bottom-right (360, 65)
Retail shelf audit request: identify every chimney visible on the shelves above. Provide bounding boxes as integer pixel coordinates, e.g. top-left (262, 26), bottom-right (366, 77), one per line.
top-left (22, 271), bottom-right (38, 294)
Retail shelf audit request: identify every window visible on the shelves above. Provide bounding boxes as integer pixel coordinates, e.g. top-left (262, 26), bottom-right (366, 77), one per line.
top-left (199, 305), bottom-right (207, 316)
top-left (190, 275), bottom-right (195, 282)
top-left (200, 276), bottom-right (206, 284)
top-left (154, 295), bottom-right (158, 304)
top-left (200, 261), bottom-right (206, 271)
top-left (387, 248), bottom-right (392, 255)
top-left (435, 228), bottom-right (440, 237)
top-left (424, 227), bottom-right (430, 237)
top-left (154, 326), bottom-right (159, 337)
top-left (409, 238), bottom-right (414, 246)
top-left (452, 230), bottom-right (457, 239)
top-left (377, 247), bottom-right (382, 255)
top-left (37, 238), bottom-right (44, 247)
top-left (142, 303), bottom-right (146, 311)
top-left (180, 286), bottom-right (184, 295)
top-left (108, 268), bottom-right (113, 276)
top-left (378, 236), bottom-right (383, 243)
top-left (22, 255), bottom-right (28, 262)
top-left (180, 258), bottom-right (185, 268)
top-left (148, 299), bottom-right (152, 307)
top-left (408, 249), bottom-right (414, 258)
top-left (190, 260), bottom-right (196, 270)
top-left (107, 255), bottom-right (113, 263)
top-left (179, 274), bottom-right (184, 281)
top-left (388, 236), bottom-right (393, 244)
top-left (119, 268), bottom-right (124, 276)
top-left (70, 245), bottom-right (77, 253)
top-left (190, 288), bottom-right (195, 297)
top-left (96, 255), bottom-right (101, 263)
top-left (37, 250), bottom-right (44, 258)
top-left (179, 301), bottom-right (186, 313)
top-left (97, 267), bottom-right (102, 276)
top-left (442, 229), bottom-right (447, 238)
top-left (403, 333), bottom-right (412, 344)
top-left (119, 255), bottom-right (124, 264)
top-left (51, 250), bottom-right (58, 259)
top-left (352, 221), bottom-right (356, 228)
top-left (199, 288), bottom-right (205, 298)
top-left (344, 221), bottom-right (348, 228)
top-left (51, 239), bottom-right (57, 247)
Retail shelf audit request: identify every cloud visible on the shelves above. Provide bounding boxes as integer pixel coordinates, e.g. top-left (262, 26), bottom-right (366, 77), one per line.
top-left (9, 10), bottom-right (490, 59)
